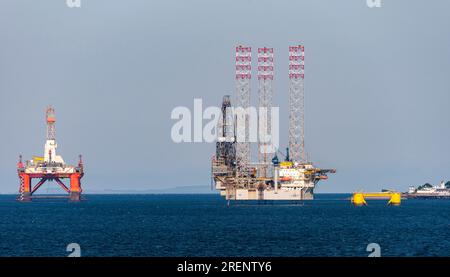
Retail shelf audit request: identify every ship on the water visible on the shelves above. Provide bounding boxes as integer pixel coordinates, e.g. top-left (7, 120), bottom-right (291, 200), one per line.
top-left (406, 181), bottom-right (450, 199)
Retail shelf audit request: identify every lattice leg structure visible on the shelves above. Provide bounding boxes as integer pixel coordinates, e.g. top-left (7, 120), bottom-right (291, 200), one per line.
top-left (18, 175), bottom-right (24, 201)
top-left (288, 45), bottom-right (306, 163)
top-left (235, 45), bottom-right (252, 180)
top-left (257, 47), bottom-right (274, 178)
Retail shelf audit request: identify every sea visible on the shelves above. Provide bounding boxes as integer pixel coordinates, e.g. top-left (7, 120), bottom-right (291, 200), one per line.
top-left (0, 194), bottom-right (449, 257)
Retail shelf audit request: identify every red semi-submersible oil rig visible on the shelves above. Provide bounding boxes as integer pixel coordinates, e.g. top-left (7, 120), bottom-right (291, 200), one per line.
top-left (17, 107), bottom-right (84, 201)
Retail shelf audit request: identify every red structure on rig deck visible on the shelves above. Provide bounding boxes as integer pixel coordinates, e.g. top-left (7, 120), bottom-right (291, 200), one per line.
top-left (17, 107), bottom-right (84, 201)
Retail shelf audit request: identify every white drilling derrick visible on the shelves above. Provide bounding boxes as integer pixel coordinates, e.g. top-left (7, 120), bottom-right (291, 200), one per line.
top-left (217, 96), bottom-right (234, 143)
top-left (44, 106), bottom-right (64, 164)
top-left (257, 47), bottom-right (274, 178)
top-left (288, 45), bottom-right (305, 163)
top-left (235, 45), bottom-right (252, 175)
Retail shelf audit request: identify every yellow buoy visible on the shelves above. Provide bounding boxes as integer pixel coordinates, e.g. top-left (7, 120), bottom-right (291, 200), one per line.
top-left (387, 193), bottom-right (401, 206)
top-left (351, 193), bottom-right (367, 206)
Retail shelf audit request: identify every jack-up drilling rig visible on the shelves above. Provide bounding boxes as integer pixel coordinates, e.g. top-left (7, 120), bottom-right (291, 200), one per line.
top-left (17, 107), bottom-right (84, 201)
top-left (211, 45), bottom-right (335, 201)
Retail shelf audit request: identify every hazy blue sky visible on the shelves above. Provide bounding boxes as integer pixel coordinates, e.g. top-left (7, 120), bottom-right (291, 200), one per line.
top-left (1, 0), bottom-right (449, 193)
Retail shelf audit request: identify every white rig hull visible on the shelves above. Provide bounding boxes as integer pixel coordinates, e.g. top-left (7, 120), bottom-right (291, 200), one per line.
top-left (232, 188), bottom-right (313, 200)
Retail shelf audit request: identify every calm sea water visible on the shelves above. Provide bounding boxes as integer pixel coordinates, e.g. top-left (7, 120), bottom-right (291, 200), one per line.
top-left (0, 194), bottom-right (449, 257)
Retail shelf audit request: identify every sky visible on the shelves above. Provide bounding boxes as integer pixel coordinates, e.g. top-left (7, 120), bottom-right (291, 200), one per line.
top-left (1, 0), bottom-right (449, 193)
